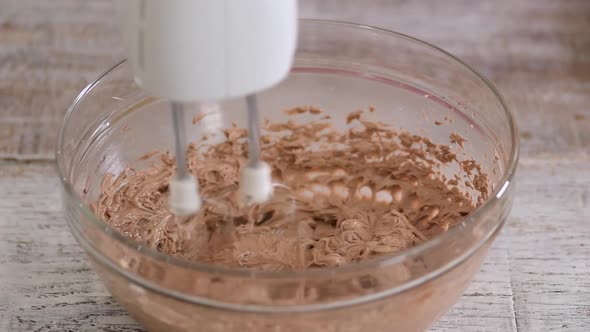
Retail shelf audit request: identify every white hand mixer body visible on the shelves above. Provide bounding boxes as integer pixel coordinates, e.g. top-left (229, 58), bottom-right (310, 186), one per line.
top-left (119, 0), bottom-right (298, 215)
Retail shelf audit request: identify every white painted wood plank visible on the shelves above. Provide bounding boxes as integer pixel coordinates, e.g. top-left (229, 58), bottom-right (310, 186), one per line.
top-left (0, 163), bottom-right (140, 332)
top-left (505, 158), bottom-right (590, 332)
top-left (299, 0), bottom-right (590, 159)
top-left (1, 159), bottom-right (588, 331)
top-left (0, 0), bottom-right (122, 159)
top-left (0, 0), bottom-right (589, 158)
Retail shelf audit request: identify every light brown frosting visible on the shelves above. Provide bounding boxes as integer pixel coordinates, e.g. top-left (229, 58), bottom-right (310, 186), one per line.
top-left (93, 107), bottom-right (487, 271)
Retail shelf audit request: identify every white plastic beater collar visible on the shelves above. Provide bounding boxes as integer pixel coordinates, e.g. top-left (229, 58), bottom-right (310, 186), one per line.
top-left (240, 162), bottom-right (273, 204)
top-left (169, 175), bottom-right (202, 216)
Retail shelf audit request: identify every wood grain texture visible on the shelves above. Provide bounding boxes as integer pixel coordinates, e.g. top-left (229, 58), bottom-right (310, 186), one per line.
top-left (1, 0), bottom-right (589, 331)
top-left (1, 160), bottom-right (588, 331)
top-left (299, 0), bottom-right (590, 158)
top-left (0, 0), bottom-right (588, 159)
top-left (0, 0), bottom-right (122, 159)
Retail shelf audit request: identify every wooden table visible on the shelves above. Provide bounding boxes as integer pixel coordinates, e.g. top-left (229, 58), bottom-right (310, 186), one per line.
top-left (1, 1), bottom-right (588, 331)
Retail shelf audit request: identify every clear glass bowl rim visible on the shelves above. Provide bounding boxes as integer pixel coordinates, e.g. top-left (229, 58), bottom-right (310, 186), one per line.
top-left (56, 19), bottom-right (519, 283)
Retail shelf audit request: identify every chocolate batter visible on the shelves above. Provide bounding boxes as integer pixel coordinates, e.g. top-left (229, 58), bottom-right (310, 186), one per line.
top-left (93, 107), bottom-right (487, 271)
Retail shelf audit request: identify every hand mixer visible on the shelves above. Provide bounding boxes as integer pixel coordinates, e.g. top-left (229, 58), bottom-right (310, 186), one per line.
top-left (119, 0), bottom-right (297, 215)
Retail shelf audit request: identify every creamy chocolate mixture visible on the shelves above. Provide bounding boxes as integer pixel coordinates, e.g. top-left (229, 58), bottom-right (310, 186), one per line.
top-left (93, 107), bottom-right (487, 271)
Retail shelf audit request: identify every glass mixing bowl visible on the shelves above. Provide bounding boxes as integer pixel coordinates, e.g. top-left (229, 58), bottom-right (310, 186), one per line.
top-left (57, 20), bottom-right (518, 332)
